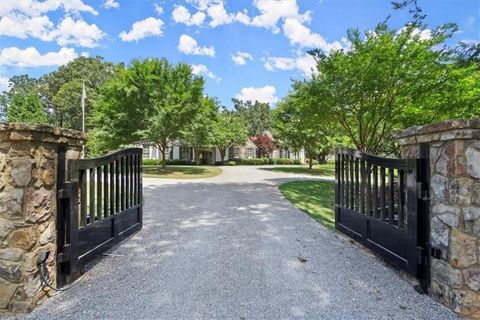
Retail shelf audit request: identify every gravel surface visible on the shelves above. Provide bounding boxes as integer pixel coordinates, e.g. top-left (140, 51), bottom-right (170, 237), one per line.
top-left (6, 166), bottom-right (458, 320)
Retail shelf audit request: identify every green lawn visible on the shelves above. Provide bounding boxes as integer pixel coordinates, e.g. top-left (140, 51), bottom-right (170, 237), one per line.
top-left (279, 180), bottom-right (335, 230)
top-left (271, 162), bottom-right (335, 177)
top-left (143, 165), bottom-right (222, 179)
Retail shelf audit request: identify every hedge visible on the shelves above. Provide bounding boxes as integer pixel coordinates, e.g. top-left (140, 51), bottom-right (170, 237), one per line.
top-left (143, 159), bottom-right (194, 166)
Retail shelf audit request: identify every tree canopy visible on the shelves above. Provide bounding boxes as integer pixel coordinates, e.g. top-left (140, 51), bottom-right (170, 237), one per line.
top-left (232, 98), bottom-right (272, 136)
top-left (92, 58), bottom-right (205, 166)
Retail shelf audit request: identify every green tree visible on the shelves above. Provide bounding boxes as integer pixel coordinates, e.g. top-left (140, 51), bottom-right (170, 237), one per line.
top-left (232, 98), bottom-right (271, 136)
top-left (40, 56), bottom-right (119, 129)
top-left (274, 81), bottom-right (339, 169)
top-left (181, 96), bottom-right (218, 165)
top-left (310, 22), bottom-right (480, 155)
top-left (213, 109), bottom-right (249, 163)
top-left (93, 58), bottom-right (204, 168)
top-left (0, 75), bottom-right (44, 121)
top-left (6, 90), bottom-right (47, 124)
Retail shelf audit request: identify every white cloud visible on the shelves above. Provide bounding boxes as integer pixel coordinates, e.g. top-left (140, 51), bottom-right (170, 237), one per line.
top-left (0, 76), bottom-right (9, 92)
top-left (184, 0), bottom-right (250, 27)
top-left (51, 17), bottom-right (105, 47)
top-left (231, 51), bottom-right (254, 65)
top-left (154, 3), bottom-right (164, 15)
top-left (0, 47), bottom-right (78, 67)
top-left (191, 64), bottom-right (220, 82)
top-left (103, 0), bottom-right (120, 9)
top-left (0, 14), bottom-right (54, 41)
top-left (0, 2), bottom-right (105, 47)
top-left (283, 18), bottom-right (343, 51)
top-left (172, 5), bottom-right (205, 26)
top-left (249, 0), bottom-right (311, 33)
top-left (398, 27), bottom-right (432, 40)
top-left (0, 0), bottom-right (98, 16)
top-left (178, 34), bottom-right (215, 56)
top-left (264, 54), bottom-right (317, 77)
top-left (119, 17), bottom-right (164, 42)
top-left (235, 85), bottom-right (279, 104)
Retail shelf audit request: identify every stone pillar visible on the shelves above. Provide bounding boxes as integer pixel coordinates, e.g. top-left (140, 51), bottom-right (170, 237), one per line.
top-left (397, 119), bottom-right (480, 318)
top-left (0, 123), bottom-right (85, 312)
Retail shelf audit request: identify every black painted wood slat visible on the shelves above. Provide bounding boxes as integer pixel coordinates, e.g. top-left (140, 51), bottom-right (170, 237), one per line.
top-left (110, 162), bottom-right (114, 215)
top-left (373, 165), bottom-right (379, 218)
top-left (360, 160), bottom-right (366, 214)
top-left (354, 158), bottom-right (359, 212)
top-left (125, 156), bottom-right (129, 209)
top-left (80, 169), bottom-right (87, 227)
top-left (103, 165), bottom-right (108, 218)
top-left (380, 167), bottom-right (386, 221)
top-left (366, 163), bottom-right (372, 216)
top-left (115, 160), bottom-right (120, 213)
top-left (350, 155), bottom-right (354, 209)
top-left (96, 165), bottom-right (102, 219)
top-left (398, 170), bottom-right (405, 229)
top-left (89, 168), bottom-right (95, 224)
top-left (388, 168), bottom-right (395, 225)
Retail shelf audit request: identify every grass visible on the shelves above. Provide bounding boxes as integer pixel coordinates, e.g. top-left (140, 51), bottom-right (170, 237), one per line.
top-left (271, 162), bottom-right (335, 177)
top-left (143, 165), bottom-right (222, 179)
top-left (279, 180), bottom-right (335, 230)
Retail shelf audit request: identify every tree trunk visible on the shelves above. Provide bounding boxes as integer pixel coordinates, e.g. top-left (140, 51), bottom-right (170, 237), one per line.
top-left (161, 141), bottom-right (167, 169)
top-left (309, 155), bottom-right (313, 170)
top-left (194, 147), bottom-right (202, 165)
top-left (219, 148), bottom-right (226, 164)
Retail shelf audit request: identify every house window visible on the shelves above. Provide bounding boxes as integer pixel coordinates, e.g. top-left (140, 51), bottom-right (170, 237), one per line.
top-left (180, 147), bottom-right (190, 160)
top-left (246, 148), bottom-right (255, 158)
top-left (169, 146), bottom-right (174, 160)
top-left (142, 147), bottom-right (150, 159)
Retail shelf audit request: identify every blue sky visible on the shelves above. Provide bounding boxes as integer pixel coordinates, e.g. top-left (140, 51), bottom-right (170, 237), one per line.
top-left (0, 0), bottom-right (479, 108)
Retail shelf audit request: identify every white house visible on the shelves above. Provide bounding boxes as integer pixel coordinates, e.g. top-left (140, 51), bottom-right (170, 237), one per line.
top-left (141, 137), bottom-right (305, 164)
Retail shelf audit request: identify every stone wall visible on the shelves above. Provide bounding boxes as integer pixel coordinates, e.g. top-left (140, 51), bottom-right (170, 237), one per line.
top-left (0, 123), bottom-right (85, 312)
top-left (397, 119), bottom-right (480, 318)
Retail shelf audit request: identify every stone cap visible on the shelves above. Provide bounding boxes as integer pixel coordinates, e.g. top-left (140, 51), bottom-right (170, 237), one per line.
top-left (396, 119), bottom-right (480, 146)
top-left (0, 122), bottom-right (86, 147)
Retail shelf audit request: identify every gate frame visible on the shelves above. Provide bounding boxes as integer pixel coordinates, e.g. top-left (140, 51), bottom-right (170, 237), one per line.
top-left (56, 148), bottom-right (143, 287)
top-left (334, 146), bottom-right (430, 293)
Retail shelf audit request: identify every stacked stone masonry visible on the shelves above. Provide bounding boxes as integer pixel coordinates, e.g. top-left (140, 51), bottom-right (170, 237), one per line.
top-left (397, 119), bottom-right (480, 318)
top-left (0, 123), bottom-right (84, 313)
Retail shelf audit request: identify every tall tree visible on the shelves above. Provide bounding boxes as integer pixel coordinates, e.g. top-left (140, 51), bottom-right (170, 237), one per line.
top-left (310, 22), bottom-right (480, 155)
top-left (274, 80), bottom-right (339, 169)
top-left (0, 75), bottom-right (44, 121)
top-left (232, 98), bottom-right (272, 136)
top-left (93, 58), bottom-right (204, 167)
top-left (213, 109), bottom-right (249, 163)
top-left (6, 90), bottom-right (48, 124)
top-left (40, 56), bottom-right (119, 129)
top-left (182, 96), bottom-right (218, 165)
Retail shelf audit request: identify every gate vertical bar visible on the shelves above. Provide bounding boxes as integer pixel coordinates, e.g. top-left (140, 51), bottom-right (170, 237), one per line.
top-left (417, 143), bottom-right (430, 293)
top-left (56, 146), bottom-right (67, 287)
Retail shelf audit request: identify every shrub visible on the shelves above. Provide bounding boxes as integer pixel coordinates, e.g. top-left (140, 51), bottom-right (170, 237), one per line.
top-left (227, 161), bottom-right (237, 166)
top-left (143, 159), bottom-right (161, 165)
top-left (293, 159), bottom-right (301, 165)
top-left (166, 159), bottom-right (194, 165)
top-left (305, 159), bottom-right (319, 166)
top-left (263, 158), bottom-right (270, 164)
top-left (240, 158), bottom-right (265, 165)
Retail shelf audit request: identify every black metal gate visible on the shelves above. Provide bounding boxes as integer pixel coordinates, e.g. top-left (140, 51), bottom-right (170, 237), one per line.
top-left (56, 148), bottom-right (143, 286)
top-left (335, 146), bottom-right (430, 292)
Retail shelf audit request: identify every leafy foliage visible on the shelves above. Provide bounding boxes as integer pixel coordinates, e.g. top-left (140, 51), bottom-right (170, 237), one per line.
top-left (309, 22), bottom-right (480, 155)
top-left (213, 109), bottom-right (249, 163)
top-left (93, 58), bottom-right (204, 167)
top-left (232, 98), bottom-right (272, 136)
top-left (6, 90), bottom-right (47, 124)
top-left (40, 56), bottom-right (120, 129)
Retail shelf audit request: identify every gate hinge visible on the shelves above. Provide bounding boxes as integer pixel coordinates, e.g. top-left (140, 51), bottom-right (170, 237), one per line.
top-left (417, 247), bottom-right (428, 266)
top-left (57, 244), bottom-right (71, 263)
top-left (58, 182), bottom-right (71, 199)
top-left (430, 246), bottom-right (444, 260)
top-left (416, 182), bottom-right (430, 201)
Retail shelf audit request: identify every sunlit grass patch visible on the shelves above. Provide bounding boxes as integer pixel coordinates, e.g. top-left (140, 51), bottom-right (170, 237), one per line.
top-left (143, 165), bottom-right (222, 179)
top-left (279, 180), bottom-right (335, 230)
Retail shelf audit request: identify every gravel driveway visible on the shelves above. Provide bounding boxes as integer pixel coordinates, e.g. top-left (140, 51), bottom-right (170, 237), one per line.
top-left (9, 166), bottom-right (457, 320)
